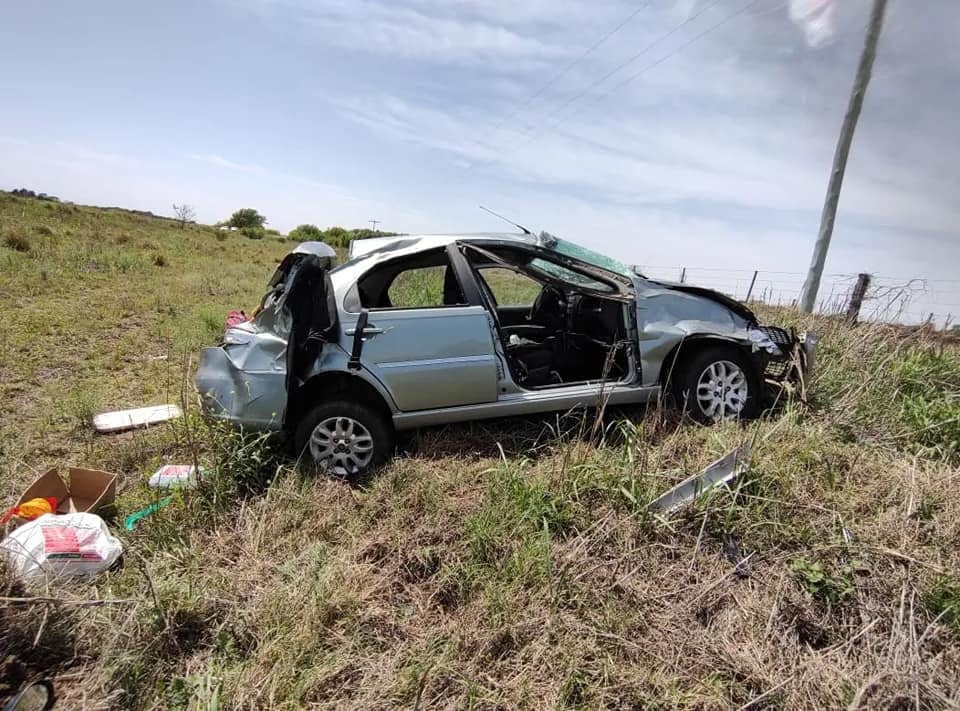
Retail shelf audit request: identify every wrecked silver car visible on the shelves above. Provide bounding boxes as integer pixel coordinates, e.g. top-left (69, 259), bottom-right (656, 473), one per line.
top-left (195, 233), bottom-right (813, 476)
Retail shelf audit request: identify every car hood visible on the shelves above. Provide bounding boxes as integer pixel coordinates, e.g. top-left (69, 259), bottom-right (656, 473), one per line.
top-left (643, 280), bottom-right (758, 325)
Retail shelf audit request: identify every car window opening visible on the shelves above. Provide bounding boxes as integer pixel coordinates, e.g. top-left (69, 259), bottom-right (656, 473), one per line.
top-left (355, 248), bottom-right (468, 310)
top-left (468, 246), bottom-right (631, 390)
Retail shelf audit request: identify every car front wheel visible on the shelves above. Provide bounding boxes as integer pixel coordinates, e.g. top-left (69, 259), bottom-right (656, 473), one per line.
top-left (675, 346), bottom-right (759, 424)
top-left (294, 400), bottom-right (393, 478)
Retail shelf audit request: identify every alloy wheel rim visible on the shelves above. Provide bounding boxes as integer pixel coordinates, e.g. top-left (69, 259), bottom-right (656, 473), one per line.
top-left (695, 360), bottom-right (748, 421)
top-left (309, 416), bottom-right (374, 475)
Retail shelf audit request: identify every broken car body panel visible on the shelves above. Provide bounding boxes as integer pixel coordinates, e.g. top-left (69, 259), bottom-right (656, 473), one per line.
top-left (196, 234), bottom-right (811, 434)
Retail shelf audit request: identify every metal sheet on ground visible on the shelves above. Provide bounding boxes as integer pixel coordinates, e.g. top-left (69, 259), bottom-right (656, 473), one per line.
top-left (647, 443), bottom-right (751, 514)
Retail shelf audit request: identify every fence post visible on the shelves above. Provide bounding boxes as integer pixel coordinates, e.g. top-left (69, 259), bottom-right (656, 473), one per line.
top-left (679, 267), bottom-right (686, 284)
top-left (744, 270), bottom-right (758, 302)
top-left (845, 273), bottom-right (871, 324)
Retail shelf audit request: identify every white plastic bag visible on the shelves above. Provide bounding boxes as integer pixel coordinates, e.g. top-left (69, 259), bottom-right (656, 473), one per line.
top-left (0, 513), bottom-right (123, 582)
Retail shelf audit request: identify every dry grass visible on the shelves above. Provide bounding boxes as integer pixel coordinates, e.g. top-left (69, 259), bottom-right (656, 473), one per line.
top-left (1, 191), bottom-right (959, 709)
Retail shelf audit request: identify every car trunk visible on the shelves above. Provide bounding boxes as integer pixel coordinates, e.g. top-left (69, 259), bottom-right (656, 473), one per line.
top-left (194, 243), bottom-right (338, 431)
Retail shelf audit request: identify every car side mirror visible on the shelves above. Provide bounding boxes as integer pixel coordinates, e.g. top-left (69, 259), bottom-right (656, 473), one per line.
top-left (3, 681), bottom-right (54, 711)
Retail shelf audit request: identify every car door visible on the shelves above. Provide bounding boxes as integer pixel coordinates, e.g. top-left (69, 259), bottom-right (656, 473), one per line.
top-left (347, 247), bottom-right (499, 412)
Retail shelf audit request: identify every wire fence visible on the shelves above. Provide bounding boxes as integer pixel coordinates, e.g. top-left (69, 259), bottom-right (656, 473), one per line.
top-left (633, 265), bottom-right (959, 330)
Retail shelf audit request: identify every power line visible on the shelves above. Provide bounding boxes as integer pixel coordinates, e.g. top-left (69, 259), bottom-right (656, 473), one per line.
top-left (509, 0), bottom-right (730, 145)
top-left (527, 0), bottom-right (767, 144)
top-left (478, 1), bottom-right (653, 145)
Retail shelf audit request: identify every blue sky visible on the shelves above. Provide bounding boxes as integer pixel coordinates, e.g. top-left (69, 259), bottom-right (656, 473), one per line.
top-left (2, 0), bottom-right (958, 323)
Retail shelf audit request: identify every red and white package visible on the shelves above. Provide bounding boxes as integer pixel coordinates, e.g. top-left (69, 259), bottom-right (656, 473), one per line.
top-left (148, 464), bottom-right (206, 490)
top-left (0, 513), bottom-right (123, 582)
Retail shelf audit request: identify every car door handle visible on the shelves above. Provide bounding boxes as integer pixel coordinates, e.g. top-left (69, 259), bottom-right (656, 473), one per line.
top-left (345, 325), bottom-right (384, 336)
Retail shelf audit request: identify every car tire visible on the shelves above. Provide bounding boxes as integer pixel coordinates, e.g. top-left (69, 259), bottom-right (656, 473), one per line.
top-left (674, 345), bottom-right (760, 424)
top-left (294, 400), bottom-right (394, 478)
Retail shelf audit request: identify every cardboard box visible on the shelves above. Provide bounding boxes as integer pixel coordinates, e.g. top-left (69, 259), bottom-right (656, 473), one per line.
top-left (16, 468), bottom-right (118, 517)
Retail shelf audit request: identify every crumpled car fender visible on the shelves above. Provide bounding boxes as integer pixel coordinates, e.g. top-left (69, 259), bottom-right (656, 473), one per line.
top-left (636, 291), bottom-right (768, 387)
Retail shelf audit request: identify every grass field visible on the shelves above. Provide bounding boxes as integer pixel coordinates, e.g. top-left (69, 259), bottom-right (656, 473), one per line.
top-left (1, 191), bottom-right (959, 710)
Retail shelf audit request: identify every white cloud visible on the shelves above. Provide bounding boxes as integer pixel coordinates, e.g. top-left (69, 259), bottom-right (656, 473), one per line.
top-left (231, 0), bottom-right (575, 67)
top-left (53, 142), bottom-right (135, 166)
top-left (334, 91), bottom-right (960, 236)
top-left (188, 153), bottom-right (262, 172)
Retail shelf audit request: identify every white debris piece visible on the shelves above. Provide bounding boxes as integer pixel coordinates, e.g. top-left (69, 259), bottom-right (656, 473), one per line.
top-left (647, 443), bottom-right (751, 515)
top-left (93, 404), bottom-right (182, 433)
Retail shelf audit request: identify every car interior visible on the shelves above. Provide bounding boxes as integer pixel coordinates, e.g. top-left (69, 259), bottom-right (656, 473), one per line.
top-left (463, 245), bottom-right (631, 389)
top-left (351, 245), bottom-right (632, 390)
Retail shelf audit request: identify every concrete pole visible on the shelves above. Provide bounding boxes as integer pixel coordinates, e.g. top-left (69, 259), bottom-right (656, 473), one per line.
top-left (800, 0), bottom-right (887, 313)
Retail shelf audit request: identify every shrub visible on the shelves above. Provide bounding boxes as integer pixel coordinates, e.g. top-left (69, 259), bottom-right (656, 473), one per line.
top-left (2, 231), bottom-right (31, 253)
top-left (287, 224), bottom-right (324, 243)
top-left (239, 226), bottom-right (265, 240)
top-left (226, 208), bottom-right (266, 229)
top-left (323, 226), bottom-right (350, 248)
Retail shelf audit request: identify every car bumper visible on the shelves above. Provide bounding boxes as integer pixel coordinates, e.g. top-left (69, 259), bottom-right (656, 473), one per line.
top-left (755, 327), bottom-right (818, 394)
top-left (194, 346), bottom-right (286, 431)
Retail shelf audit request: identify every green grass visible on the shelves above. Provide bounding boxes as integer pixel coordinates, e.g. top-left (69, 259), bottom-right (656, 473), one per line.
top-left (1, 191), bottom-right (959, 709)
top-left (386, 264), bottom-right (540, 309)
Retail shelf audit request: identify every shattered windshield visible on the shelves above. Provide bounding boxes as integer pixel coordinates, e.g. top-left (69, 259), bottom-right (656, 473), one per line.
top-left (548, 237), bottom-right (633, 279)
top-left (528, 258), bottom-right (613, 292)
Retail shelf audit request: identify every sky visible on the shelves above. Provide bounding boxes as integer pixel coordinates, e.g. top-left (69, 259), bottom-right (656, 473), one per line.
top-left (1, 0), bottom-right (958, 324)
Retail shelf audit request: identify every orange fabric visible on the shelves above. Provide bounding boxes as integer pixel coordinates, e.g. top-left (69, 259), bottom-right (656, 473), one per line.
top-left (1, 497), bottom-right (58, 524)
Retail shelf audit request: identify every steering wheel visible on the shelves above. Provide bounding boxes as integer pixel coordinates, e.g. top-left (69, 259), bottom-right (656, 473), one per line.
top-left (529, 285), bottom-right (566, 329)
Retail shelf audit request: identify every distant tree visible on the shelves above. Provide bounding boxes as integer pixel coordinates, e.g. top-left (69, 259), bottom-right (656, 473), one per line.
top-left (172, 203), bottom-right (196, 229)
top-left (227, 208), bottom-right (267, 229)
top-left (239, 226), bottom-right (266, 240)
top-left (287, 224), bottom-right (324, 242)
top-left (322, 226), bottom-right (350, 248)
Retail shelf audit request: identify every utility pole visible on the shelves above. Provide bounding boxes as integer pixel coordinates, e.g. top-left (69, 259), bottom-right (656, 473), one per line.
top-left (800, 0), bottom-right (887, 313)
top-left (369, 220), bottom-right (380, 232)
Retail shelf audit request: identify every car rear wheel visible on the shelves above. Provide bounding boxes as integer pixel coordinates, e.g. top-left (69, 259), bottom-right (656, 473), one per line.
top-left (295, 400), bottom-right (393, 478)
top-left (675, 346), bottom-right (759, 424)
